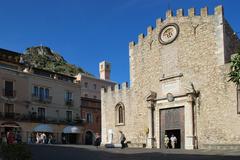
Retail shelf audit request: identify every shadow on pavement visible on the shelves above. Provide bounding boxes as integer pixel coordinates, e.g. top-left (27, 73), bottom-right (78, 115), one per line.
top-left (29, 145), bottom-right (240, 160)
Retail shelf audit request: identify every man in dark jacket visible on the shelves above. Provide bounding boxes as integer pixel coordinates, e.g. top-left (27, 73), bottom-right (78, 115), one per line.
top-left (119, 131), bottom-right (126, 149)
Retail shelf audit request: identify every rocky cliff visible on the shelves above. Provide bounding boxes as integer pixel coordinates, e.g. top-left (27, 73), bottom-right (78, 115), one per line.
top-left (22, 46), bottom-right (89, 76)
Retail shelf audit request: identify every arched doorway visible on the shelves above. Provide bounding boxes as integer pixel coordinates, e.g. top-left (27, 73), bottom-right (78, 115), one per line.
top-left (85, 131), bottom-right (93, 145)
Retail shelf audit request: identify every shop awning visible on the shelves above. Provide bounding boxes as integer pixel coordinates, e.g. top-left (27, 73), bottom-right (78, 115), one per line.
top-left (33, 124), bottom-right (53, 133)
top-left (63, 126), bottom-right (80, 134)
top-left (1, 122), bottom-right (21, 128)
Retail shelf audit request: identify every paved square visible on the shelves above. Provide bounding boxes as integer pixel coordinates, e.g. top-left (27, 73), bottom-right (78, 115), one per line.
top-left (30, 145), bottom-right (240, 160)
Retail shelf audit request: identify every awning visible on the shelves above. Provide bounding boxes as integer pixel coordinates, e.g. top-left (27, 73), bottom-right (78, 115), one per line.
top-left (63, 126), bottom-right (80, 134)
top-left (1, 122), bottom-right (21, 128)
top-left (33, 124), bottom-right (53, 133)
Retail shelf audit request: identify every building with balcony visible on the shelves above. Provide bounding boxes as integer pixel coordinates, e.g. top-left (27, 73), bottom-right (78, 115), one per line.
top-left (0, 48), bottom-right (82, 144)
top-left (0, 48), bottom-right (116, 145)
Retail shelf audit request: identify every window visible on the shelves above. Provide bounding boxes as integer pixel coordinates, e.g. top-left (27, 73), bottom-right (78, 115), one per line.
top-left (65, 91), bottom-right (73, 101)
top-left (81, 100), bottom-right (88, 107)
top-left (4, 103), bottom-right (14, 118)
top-left (32, 86), bottom-right (51, 102)
top-left (65, 91), bottom-right (73, 106)
top-left (45, 88), bottom-right (49, 98)
top-left (33, 86), bottom-right (38, 96)
top-left (115, 103), bottom-right (125, 125)
top-left (93, 95), bottom-right (97, 99)
top-left (66, 111), bottom-right (72, 122)
top-left (84, 94), bottom-right (88, 98)
top-left (39, 87), bottom-right (44, 100)
top-left (38, 108), bottom-right (45, 120)
top-left (84, 82), bottom-right (88, 88)
top-left (118, 106), bottom-right (123, 123)
top-left (4, 81), bottom-right (14, 97)
top-left (93, 84), bottom-right (97, 90)
top-left (86, 113), bottom-right (93, 124)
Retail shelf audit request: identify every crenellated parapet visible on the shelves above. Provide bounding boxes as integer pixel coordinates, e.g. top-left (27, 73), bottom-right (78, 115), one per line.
top-left (101, 82), bottom-right (130, 95)
top-left (128, 5), bottom-right (224, 49)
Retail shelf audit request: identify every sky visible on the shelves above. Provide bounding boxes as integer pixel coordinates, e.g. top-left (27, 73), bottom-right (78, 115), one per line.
top-left (0, 0), bottom-right (239, 84)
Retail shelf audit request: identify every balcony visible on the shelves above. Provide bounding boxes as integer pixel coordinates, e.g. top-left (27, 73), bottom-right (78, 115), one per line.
top-left (2, 89), bottom-right (16, 98)
top-left (0, 112), bottom-right (20, 120)
top-left (0, 112), bottom-right (83, 125)
top-left (4, 112), bottom-right (15, 118)
top-left (65, 99), bottom-right (74, 106)
top-left (32, 94), bottom-right (52, 104)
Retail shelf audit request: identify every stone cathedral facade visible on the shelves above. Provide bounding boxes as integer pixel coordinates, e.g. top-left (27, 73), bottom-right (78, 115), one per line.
top-left (101, 6), bottom-right (240, 149)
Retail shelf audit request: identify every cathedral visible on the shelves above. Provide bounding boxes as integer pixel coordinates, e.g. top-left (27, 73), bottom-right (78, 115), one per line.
top-left (101, 5), bottom-right (240, 149)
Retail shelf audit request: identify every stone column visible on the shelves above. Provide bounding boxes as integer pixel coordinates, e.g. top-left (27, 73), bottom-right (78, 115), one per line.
top-left (146, 101), bottom-right (154, 148)
top-left (184, 94), bottom-right (194, 149)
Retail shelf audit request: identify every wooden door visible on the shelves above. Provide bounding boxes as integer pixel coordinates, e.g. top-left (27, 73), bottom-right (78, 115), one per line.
top-left (160, 107), bottom-right (184, 149)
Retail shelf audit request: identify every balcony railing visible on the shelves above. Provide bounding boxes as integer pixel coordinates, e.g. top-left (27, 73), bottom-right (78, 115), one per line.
top-left (2, 89), bottom-right (16, 98)
top-left (65, 99), bottom-right (74, 106)
top-left (4, 112), bottom-right (15, 118)
top-left (32, 94), bottom-right (52, 104)
top-left (0, 112), bottom-right (83, 125)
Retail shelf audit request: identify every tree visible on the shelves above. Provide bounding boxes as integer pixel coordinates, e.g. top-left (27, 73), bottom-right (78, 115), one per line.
top-left (228, 49), bottom-right (240, 85)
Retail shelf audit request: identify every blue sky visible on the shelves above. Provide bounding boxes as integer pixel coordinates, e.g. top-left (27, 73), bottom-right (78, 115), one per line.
top-left (0, 0), bottom-right (239, 83)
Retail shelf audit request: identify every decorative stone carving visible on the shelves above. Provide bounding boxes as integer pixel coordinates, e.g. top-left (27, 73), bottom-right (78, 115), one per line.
top-left (159, 23), bottom-right (179, 45)
top-left (166, 93), bottom-right (174, 102)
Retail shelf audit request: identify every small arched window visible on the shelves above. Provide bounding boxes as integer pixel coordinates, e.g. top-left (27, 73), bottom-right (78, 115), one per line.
top-left (118, 106), bottom-right (123, 123)
top-left (115, 103), bottom-right (125, 126)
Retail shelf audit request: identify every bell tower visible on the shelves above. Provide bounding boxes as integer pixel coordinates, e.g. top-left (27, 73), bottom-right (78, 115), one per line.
top-left (99, 61), bottom-right (111, 80)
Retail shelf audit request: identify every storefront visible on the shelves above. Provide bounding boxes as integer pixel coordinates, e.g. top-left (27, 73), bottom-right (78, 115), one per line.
top-left (62, 126), bottom-right (81, 144)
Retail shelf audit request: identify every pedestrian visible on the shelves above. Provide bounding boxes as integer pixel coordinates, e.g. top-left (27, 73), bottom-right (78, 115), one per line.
top-left (16, 131), bottom-right (22, 144)
top-left (48, 134), bottom-right (52, 144)
top-left (170, 134), bottom-right (177, 149)
top-left (36, 133), bottom-right (40, 144)
top-left (164, 135), bottom-right (169, 148)
top-left (42, 133), bottom-right (46, 144)
top-left (62, 136), bottom-right (66, 144)
top-left (119, 131), bottom-right (126, 149)
top-left (7, 130), bottom-right (15, 144)
top-left (94, 133), bottom-right (101, 148)
top-left (1, 133), bottom-right (7, 144)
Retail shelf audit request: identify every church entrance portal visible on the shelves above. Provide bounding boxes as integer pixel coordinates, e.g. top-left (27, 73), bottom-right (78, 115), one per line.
top-left (160, 107), bottom-right (184, 149)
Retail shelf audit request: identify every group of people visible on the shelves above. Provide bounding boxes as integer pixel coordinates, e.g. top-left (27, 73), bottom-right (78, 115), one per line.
top-left (30, 132), bottom-right (54, 144)
top-left (164, 134), bottom-right (177, 149)
top-left (0, 130), bottom-right (22, 144)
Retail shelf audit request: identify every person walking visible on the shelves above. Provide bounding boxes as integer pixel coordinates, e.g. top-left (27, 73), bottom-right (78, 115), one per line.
top-left (48, 134), bottom-right (53, 144)
top-left (36, 133), bottom-right (40, 144)
top-left (16, 131), bottom-right (22, 144)
top-left (2, 133), bottom-right (7, 144)
top-left (119, 131), bottom-right (126, 149)
top-left (164, 135), bottom-right (169, 148)
top-left (7, 130), bottom-right (15, 144)
top-left (170, 134), bottom-right (177, 149)
top-left (42, 133), bottom-right (46, 144)
top-left (94, 133), bottom-right (101, 148)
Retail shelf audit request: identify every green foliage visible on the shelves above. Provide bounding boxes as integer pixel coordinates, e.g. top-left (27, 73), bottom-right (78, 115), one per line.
top-left (229, 49), bottom-right (240, 85)
top-left (22, 46), bottom-right (88, 76)
top-left (0, 144), bottom-right (32, 160)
